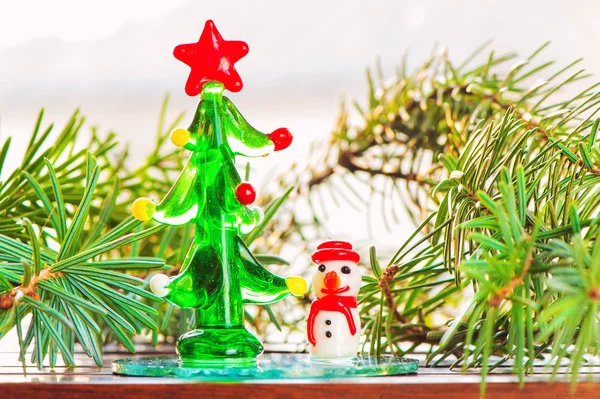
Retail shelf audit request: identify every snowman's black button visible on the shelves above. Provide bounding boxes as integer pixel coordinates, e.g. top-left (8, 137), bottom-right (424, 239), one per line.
top-left (326, 331), bottom-right (332, 338)
top-left (325, 320), bottom-right (332, 325)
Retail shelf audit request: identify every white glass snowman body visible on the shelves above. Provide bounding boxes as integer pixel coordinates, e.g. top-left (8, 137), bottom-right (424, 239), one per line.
top-left (309, 259), bottom-right (361, 360)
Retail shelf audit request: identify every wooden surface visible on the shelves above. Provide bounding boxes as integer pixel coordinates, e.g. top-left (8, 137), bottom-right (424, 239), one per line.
top-left (1, 347), bottom-right (600, 399)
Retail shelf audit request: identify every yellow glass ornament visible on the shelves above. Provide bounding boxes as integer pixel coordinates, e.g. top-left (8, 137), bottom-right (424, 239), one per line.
top-left (170, 128), bottom-right (191, 147)
top-left (132, 198), bottom-right (156, 222)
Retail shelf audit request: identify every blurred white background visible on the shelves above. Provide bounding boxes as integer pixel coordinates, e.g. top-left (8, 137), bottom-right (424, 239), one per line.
top-left (1, 0), bottom-right (599, 246)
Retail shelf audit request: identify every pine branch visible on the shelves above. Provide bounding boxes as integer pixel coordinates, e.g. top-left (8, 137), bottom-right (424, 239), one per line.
top-left (261, 42), bottom-right (600, 389)
top-left (0, 152), bottom-right (166, 368)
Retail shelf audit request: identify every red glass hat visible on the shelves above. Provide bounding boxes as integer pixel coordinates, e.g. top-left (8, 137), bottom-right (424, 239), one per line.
top-left (311, 240), bottom-right (360, 264)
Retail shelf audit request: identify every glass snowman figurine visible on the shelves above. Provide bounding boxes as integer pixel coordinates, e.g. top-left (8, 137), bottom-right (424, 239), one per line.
top-left (307, 241), bottom-right (361, 360)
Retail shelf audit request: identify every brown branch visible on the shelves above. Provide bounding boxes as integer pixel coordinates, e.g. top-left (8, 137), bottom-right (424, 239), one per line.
top-left (588, 286), bottom-right (600, 301)
top-left (338, 151), bottom-right (425, 182)
top-left (488, 245), bottom-right (533, 308)
top-left (306, 83), bottom-right (553, 193)
top-left (307, 167), bottom-right (335, 188)
top-left (305, 149), bottom-right (436, 191)
top-left (0, 267), bottom-right (62, 310)
top-left (378, 264), bottom-right (410, 324)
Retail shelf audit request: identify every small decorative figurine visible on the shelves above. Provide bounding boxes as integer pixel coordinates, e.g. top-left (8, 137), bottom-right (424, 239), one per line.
top-left (308, 241), bottom-right (361, 360)
top-left (132, 19), bottom-right (306, 364)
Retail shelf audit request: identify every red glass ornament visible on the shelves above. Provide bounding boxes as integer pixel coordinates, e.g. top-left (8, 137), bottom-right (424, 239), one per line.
top-left (173, 20), bottom-right (249, 96)
top-left (267, 128), bottom-right (293, 151)
top-left (235, 182), bottom-right (256, 205)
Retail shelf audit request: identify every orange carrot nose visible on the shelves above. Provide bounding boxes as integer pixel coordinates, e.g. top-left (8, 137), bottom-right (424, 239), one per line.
top-left (324, 271), bottom-right (340, 290)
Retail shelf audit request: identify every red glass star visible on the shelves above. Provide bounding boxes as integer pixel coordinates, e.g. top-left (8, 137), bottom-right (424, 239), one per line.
top-left (174, 20), bottom-right (249, 96)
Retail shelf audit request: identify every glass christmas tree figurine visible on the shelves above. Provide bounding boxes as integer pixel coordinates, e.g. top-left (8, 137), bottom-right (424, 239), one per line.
top-left (131, 20), bottom-right (306, 364)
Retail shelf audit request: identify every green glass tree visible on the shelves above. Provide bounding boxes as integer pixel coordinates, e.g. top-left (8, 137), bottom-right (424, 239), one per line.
top-left (131, 20), bottom-right (306, 364)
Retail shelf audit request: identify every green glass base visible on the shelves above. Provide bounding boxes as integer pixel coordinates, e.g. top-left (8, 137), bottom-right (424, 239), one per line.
top-left (177, 327), bottom-right (263, 364)
top-left (112, 353), bottom-right (419, 379)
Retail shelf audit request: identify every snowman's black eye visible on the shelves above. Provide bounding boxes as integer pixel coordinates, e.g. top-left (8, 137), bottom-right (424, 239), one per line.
top-left (318, 264), bottom-right (326, 272)
top-left (341, 266), bottom-right (351, 274)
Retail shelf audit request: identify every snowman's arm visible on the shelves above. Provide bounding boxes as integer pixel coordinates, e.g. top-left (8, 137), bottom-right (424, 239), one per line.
top-left (339, 305), bottom-right (357, 336)
top-left (151, 157), bottom-right (200, 226)
top-left (223, 97), bottom-right (275, 158)
top-left (307, 302), bottom-right (318, 346)
top-left (237, 237), bottom-right (306, 305)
